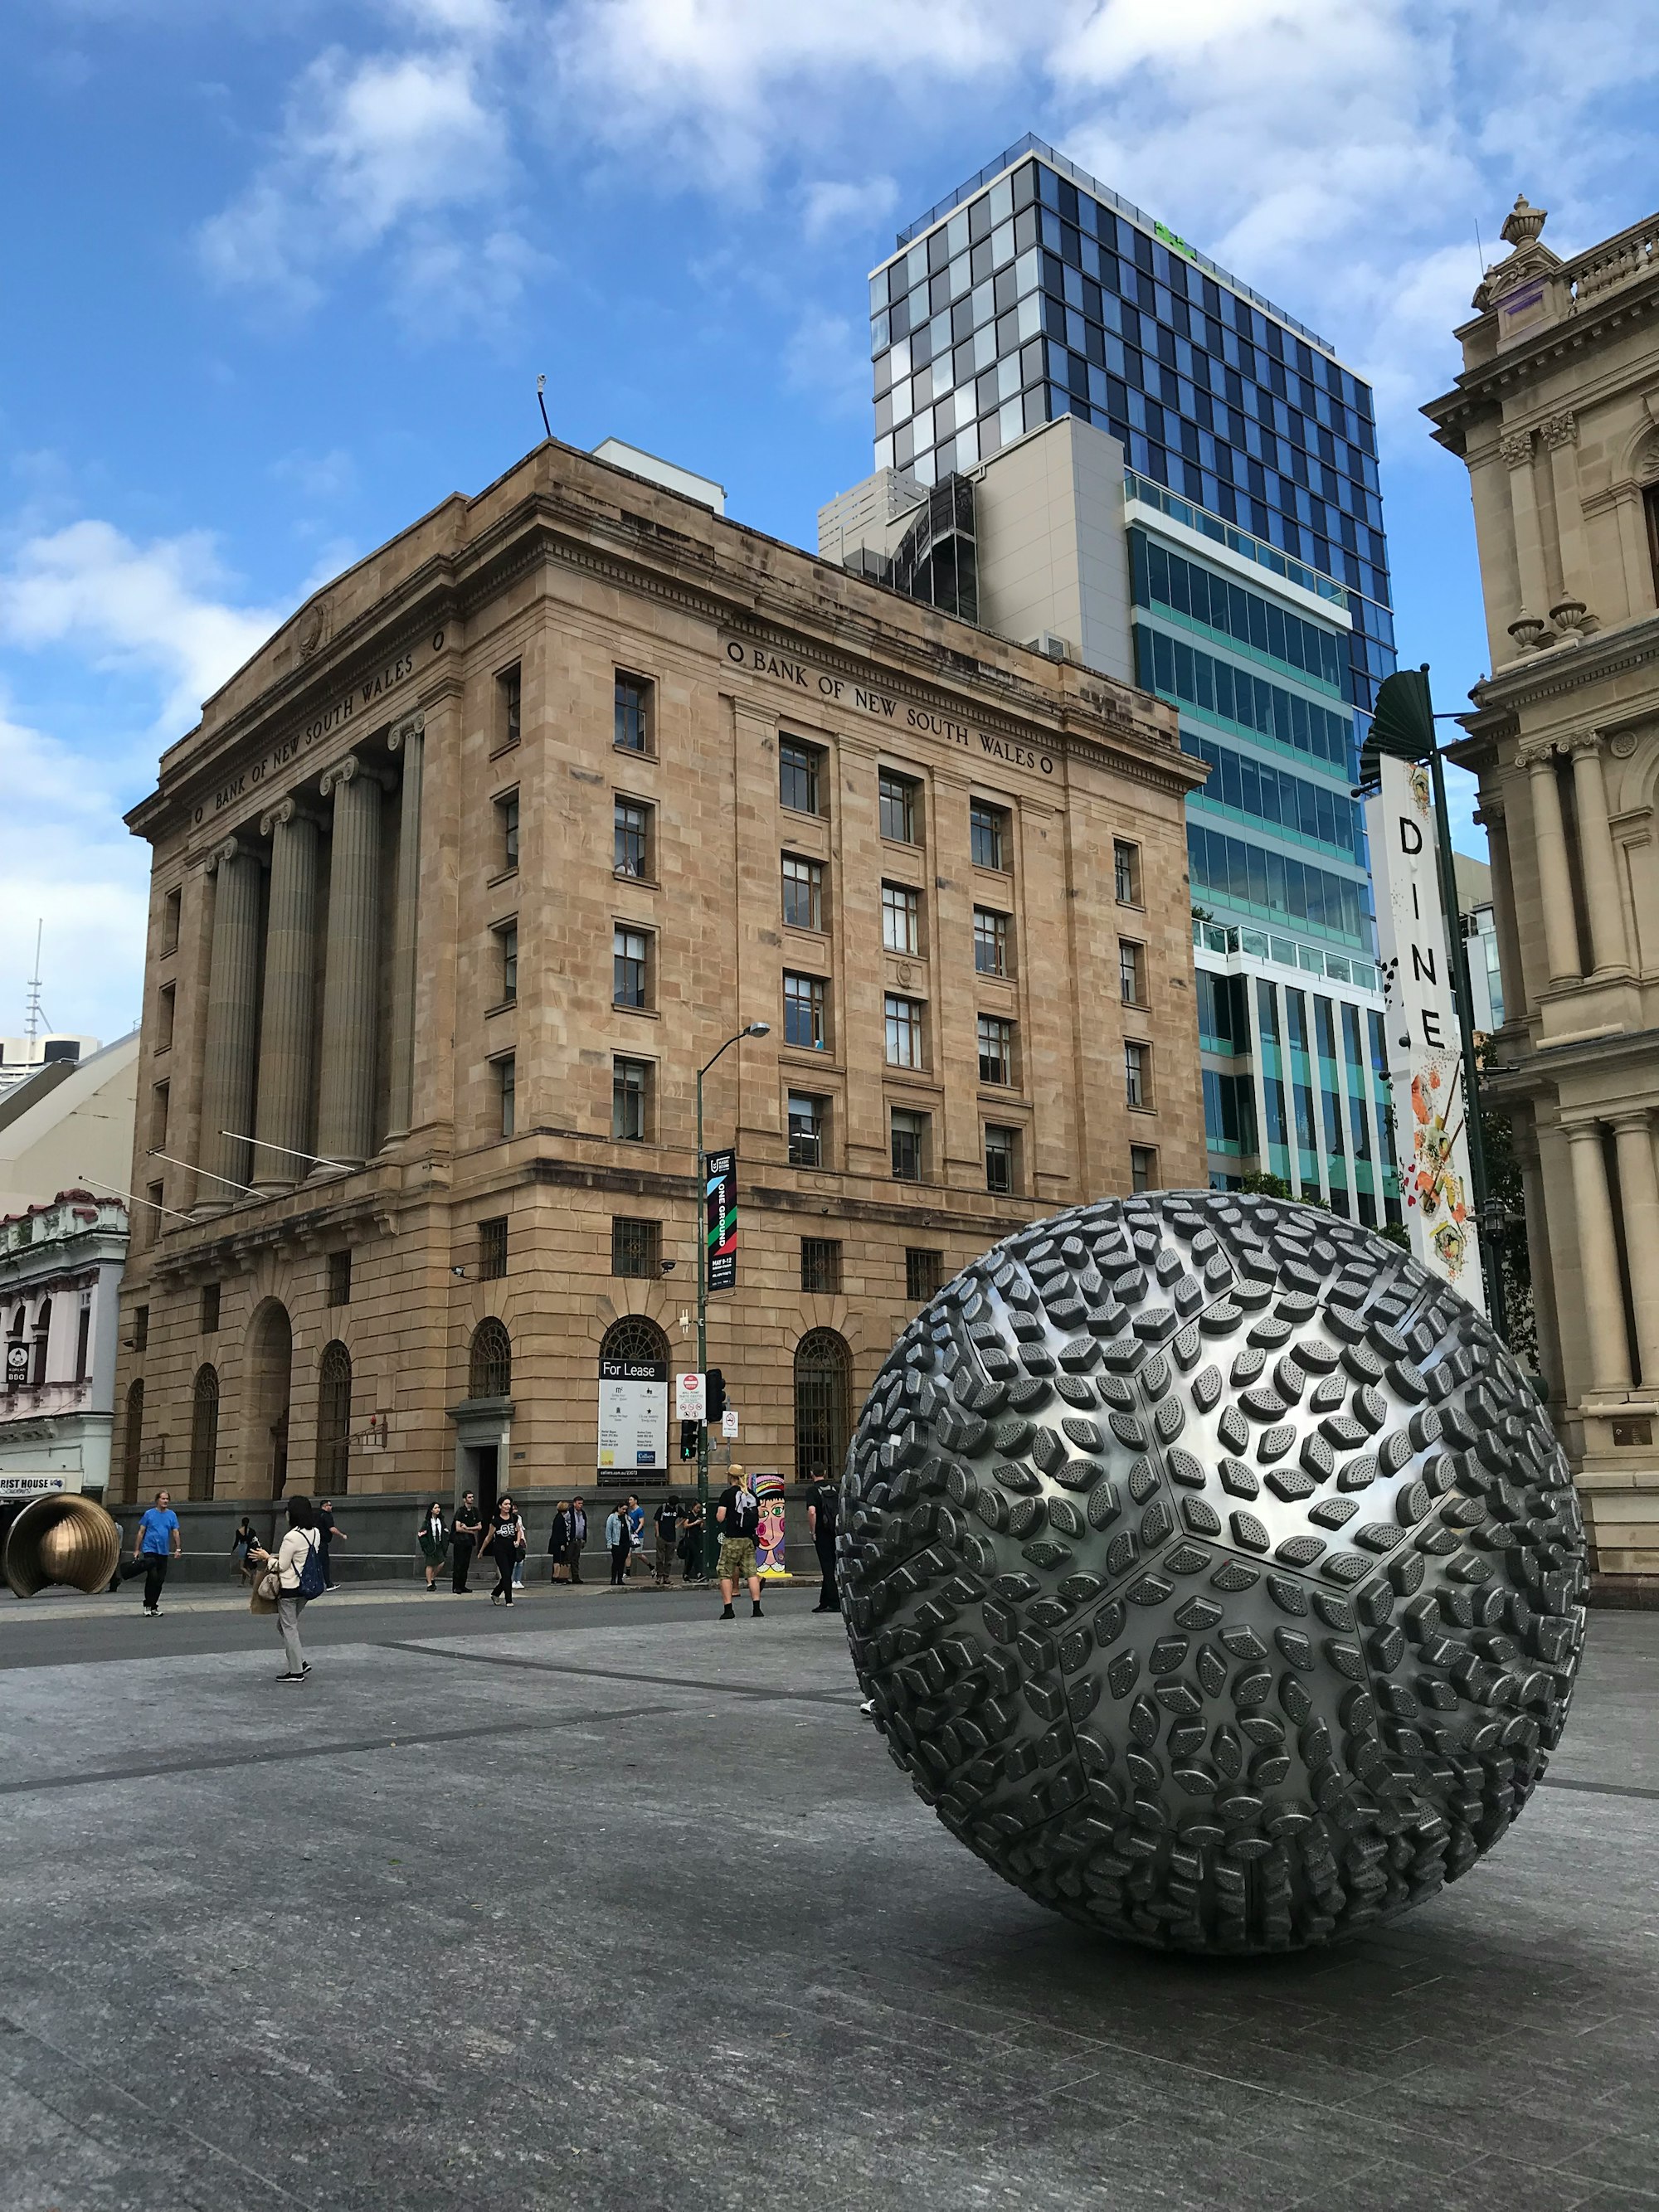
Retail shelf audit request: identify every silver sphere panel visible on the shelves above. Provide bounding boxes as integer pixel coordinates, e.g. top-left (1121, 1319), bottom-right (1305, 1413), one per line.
top-left (840, 1192), bottom-right (1586, 1954)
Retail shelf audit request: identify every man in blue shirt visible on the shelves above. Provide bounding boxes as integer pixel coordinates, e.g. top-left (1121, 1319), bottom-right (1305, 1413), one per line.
top-left (115, 1488), bottom-right (182, 1616)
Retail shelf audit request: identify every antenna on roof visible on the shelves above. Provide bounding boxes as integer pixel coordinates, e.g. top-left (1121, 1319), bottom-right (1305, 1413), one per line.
top-left (24, 921), bottom-right (53, 1040)
top-left (537, 373), bottom-right (552, 443)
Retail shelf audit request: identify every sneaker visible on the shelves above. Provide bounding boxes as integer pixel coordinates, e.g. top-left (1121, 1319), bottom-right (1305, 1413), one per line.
top-left (812, 1603), bottom-right (836, 1614)
top-left (276, 1671), bottom-right (301, 1681)
top-left (720, 1604), bottom-right (735, 1621)
top-left (300, 1663), bottom-right (312, 1677)
top-left (143, 1606), bottom-right (158, 1617)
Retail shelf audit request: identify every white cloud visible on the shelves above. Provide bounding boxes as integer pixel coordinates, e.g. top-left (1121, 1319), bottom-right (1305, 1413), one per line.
top-left (800, 176), bottom-right (898, 244)
top-left (784, 308), bottom-right (868, 417)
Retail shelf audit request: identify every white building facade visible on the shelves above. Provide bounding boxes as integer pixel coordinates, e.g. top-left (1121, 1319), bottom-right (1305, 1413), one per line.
top-left (0, 1193), bottom-right (129, 1500)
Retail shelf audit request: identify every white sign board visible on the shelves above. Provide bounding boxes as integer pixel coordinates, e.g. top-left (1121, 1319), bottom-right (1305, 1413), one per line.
top-left (675, 1371), bottom-right (707, 1422)
top-left (721, 1408), bottom-right (739, 1440)
top-left (0, 1472), bottom-right (71, 1499)
top-left (1364, 754), bottom-right (1485, 1310)
top-left (597, 1361), bottom-right (668, 1471)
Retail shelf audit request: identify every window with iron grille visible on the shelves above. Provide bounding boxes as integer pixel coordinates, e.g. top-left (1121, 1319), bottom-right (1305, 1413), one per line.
top-left (468, 1317), bottom-right (511, 1399)
top-left (611, 1218), bottom-right (660, 1278)
top-left (613, 1057), bottom-right (650, 1140)
top-left (479, 1217), bottom-right (508, 1278)
top-left (905, 1247), bottom-right (942, 1303)
top-left (613, 926), bottom-right (649, 1009)
top-left (970, 801), bottom-right (1009, 871)
top-left (977, 1014), bottom-right (1014, 1087)
top-left (783, 972), bottom-right (827, 1051)
top-left (800, 1237), bottom-right (842, 1294)
top-left (497, 921), bottom-right (518, 1004)
top-left (1125, 1039), bottom-right (1151, 1110)
top-left (1119, 939), bottom-right (1145, 1006)
top-left (881, 881), bottom-right (920, 954)
top-left (1130, 1144), bottom-right (1158, 1194)
top-left (890, 1107), bottom-right (927, 1181)
top-left (985, 1124), bottom-right (1017, 1194)
top-left (615, 671), bottom-right (652, 752)
top-left (189, 1364), bottom-right (218, 1500)
top-left (781, 854), bottom-right (825, 931)
top-left (200, 1282), bottom-right (220, 1335)
top-left (615, 797), bottom-right (651, 878)
top-left (496, 664), bottom-right (521, 751)
top-left (793, 1328), bottom-right (850, 1485)
top-left (780, 738), bottom-right (823, 815)
top-left (1114, 839), bottom-right (1141, 905)
top-left (326, 1249), bottom-right (352, 1306)
top-left (787, 1091), bottom-right (825, 1167)
top-left (315, 1340), bottom-right (352, 1495)
top-left (973, 907), bottom-right (1009, 976)
top-left (878, 770), bottom-right (920, 843)
top-left (496, 1053), bottom-right (516, 1136)
top-left (495, 789), bottom-right (519, 873)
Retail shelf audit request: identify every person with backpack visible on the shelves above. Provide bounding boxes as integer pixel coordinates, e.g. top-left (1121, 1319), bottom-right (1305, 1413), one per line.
top-left (714, 1469), bottom-right (763, 1622)
top-left (249, 1495), bottom-right (325, 1682)
top-left (484, 1495), bottom-right (526, 1607)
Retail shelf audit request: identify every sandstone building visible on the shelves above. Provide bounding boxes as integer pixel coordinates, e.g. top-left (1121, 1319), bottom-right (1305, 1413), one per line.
top-left (1426, 196), bottom-right (1659, 1593)
top-left (111, 438), bottom-right (1204, 1528)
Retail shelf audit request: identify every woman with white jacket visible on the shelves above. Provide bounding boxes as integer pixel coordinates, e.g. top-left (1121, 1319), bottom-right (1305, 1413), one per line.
top-left (251, 1495), bottom-right (323, 1681)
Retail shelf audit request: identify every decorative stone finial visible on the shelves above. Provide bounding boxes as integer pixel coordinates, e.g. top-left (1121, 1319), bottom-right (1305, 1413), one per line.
top-left (1501, 193), bottom-right (1547, 250)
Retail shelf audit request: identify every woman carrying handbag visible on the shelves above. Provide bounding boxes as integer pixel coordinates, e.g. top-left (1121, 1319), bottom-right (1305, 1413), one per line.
top-left (249, 1495), bottom-right (325, 1682)
top-left (485, 1495), bottom-right (526, 1607)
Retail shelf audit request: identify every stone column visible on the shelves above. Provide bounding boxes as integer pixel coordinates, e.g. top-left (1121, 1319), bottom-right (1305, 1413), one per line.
top-left (197, 838), bottom-right (263, 1209)
top-left (251, 799), bottom-right (320, 1189)
top-left (1540, 411), bottom-right (1591, 629)
top-left (382, 712), bottom-right (425, 1145)
top-left (1564, 1120), bottom-right (1632, 1393)
top-left (1567, 734), bottom-right (1630, 975)
top-left (314, 754), bottom-right (385, 1169)
top-left (1501, 429), bottom-right (1551, 639)
top-left (1476, 800), bottom-right (1525, 1023)
top-left (1611, 1111), bottom-right (1659, 1387)
top-left (1525, 746), bottom-right (1582, 984)
top-left (1519, 1136), bottom-right (1563, 1400)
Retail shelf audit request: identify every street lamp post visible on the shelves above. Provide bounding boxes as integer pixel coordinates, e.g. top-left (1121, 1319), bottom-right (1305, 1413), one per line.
top-left (696, 1022), bottom-right (769, 1569)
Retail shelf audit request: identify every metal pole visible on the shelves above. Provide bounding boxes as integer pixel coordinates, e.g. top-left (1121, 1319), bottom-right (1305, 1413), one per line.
top-left (696, 1062), bottom-right (709, 1572)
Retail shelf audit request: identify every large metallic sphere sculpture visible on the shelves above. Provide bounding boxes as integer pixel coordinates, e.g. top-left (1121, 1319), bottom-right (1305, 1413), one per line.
top-left (840, 1191), bottom-right (1585, 1953)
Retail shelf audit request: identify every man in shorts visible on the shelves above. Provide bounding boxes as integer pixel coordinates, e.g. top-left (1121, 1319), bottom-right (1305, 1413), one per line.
top-left (714, 1467), bottom-right (763, 1622)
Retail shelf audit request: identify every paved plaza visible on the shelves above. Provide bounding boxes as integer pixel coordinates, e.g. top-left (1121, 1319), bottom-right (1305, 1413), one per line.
top-left (1, 1582), bottom-right (1656, 2212)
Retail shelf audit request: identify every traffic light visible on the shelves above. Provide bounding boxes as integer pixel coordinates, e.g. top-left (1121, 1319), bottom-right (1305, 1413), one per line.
top-left (705, 1369), bottom-right (727, 1422)
top-left (679, 1420), bottom-right (699, 1461)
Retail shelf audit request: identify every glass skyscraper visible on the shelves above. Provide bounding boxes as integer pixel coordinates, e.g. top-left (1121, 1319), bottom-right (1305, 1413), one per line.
top-left (853, 135), bottom-right (1401, 1223)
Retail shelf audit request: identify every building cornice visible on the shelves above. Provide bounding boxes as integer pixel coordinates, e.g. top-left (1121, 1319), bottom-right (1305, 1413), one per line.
top-left (1453, 614), bottom-right (1659, 734)
top-left (1423, 266), bottom-right (1659, 455)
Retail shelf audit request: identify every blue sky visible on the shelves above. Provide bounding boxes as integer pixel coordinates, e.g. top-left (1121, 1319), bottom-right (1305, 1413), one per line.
top-left (2, 0), bottom-right (1656, 1043)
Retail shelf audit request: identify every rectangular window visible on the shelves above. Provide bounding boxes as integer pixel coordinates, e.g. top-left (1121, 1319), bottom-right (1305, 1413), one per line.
top-left (157, 983), bottom-right (175, 1053)
top-left (783, 972), bottom-right (828, 1051)
top-left (905, 1247), bottom-right (942, 1303)
top-left (879, 769), bottom-right (921, 843)
top-left (151, 1082), bottom-right (169, 1148)
top-left (780, 737), bottom-right (823, 815)
top-left (881, 880), bottom-right (920, 954)
top-left (160, 887), bottom-right (181, 957)
top-left (1114, 839), bottom-right (1142, 905)
top-left (612, 1057), bottom-right (650, 1141)
top-left (973, 907), bottom-right (1010, 975)
top-left (495, 663), bottom-right (522, 752)
top-left (615, 670), bottom-right (652, 753)
top-left (1125, 1039), bottom-right (1151, 1109)
top-left (782, 854), bottom-right (825, 931)
top-left (134, 1305), bottom-right (149, 1353)
top-left (977, 1014), bottom-right (1014, 1086)
top-left (614, 797), bottom-right (652, 878)
top-left (971, 800), bottom-right (1010, 871)
top-left (1119, 939), bottom-right (1146, 1006)
top-left (1130, 1143), bottom-right (1158, 1194)
top-left (787, 1091), bottom-right (825, 1167)
top-left (890, 1106), bottom-right (928, 1181)
top-left (613, 926), bottom-right (650, 1009)
top-left (200, 1282), bottom-right (220, 1335)
top-left (319, 1248), bottom-right (349, 1308)
top-left (496, 1053), bottom-right (516, 1137)
top-left (479, 1217), bottom-right (508, 1280)
top-left (145, 1183), bottom-right (163, 1245)
top-left (884, 994), bottom-right (925, 1068)
top-left (496, 921), bottom-right (518, 1004)
top-left (800, 1237), bottom-right (842, 1294)
top-left (75, 1302), bottom-right (90, 1385)
top-left (495, 790), bottom-right (519, 873)
top-left (985, 1124), bottom-right (1018, 1194)
top-left (611, 1217), bottom-right (660, 1278)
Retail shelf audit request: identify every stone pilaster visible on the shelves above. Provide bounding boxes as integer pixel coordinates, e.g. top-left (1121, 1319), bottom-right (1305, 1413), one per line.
top-left (314, 753), bottom-right (385, 1169)
top-left (251, 799), bottom-right (321, 1189)
top-left (1523, 746), bottom-right (1582, 984)
top-left (197, 837), bottom-right (263, 1210)
top-left (1564, 1120), bottom-right (1632, 1393)
top-left (1540, 411), bottom-right (1591, 632)
top-left (1566, 733), bottom-right (1629, 975)
top-left (1501, 429), bottom-right (1551, 646)
top-left (383, 713), bottom-right (425, 1145)
top-left (1610, 1110), bottom-right (1659, 1387)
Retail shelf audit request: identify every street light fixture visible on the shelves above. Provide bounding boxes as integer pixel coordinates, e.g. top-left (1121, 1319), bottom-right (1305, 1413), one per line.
top-left (696, 1022), bottom-right (770, 1567)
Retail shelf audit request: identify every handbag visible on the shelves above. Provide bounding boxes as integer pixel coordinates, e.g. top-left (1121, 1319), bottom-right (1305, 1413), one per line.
top-left (250, 1581), bottom-right (278, 1616)
top-left (255, 1564), bottom-right (282, 1605)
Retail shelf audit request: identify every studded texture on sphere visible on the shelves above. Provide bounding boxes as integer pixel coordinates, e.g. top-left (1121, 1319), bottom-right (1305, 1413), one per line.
top-left (839, 1192), bottom-right (1586, 1954)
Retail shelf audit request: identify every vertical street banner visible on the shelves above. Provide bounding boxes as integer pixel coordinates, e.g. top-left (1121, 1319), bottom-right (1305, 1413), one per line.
top-left (752, 1471), bottom-right (787, 1579)
top-left (1364, 755), bottom-right (1486, 1311)
top-left (705, 1148), bottom-right (737, 1293)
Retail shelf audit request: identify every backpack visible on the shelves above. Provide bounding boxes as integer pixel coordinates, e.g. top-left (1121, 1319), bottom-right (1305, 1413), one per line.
top-left (296, 1531), bottom-right (328, 1600)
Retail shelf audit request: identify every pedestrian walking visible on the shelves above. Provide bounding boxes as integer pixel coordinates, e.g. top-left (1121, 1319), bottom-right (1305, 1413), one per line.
top-left (567, 1497), bottom-right (587, 1584)
top-left (418, 1500), bottom-right (449, 1592)
top-left (547, 1500), bottom-right (572, 1583)
top-left (807, 1474), bottom-right (839, 1614)
top-left (451, 1490), bottom-right (482, 1593)
top-left (625, 1492), bottom-right (647, 1578)
top-left (715, 1471), bottom-right (763, 1622)
top-left (250, 1495), bottom-right (325, 1682)
top-left (114, 1488), bottom-right (182, 1615)
top-left (231, 1514), bottom-right (260, 1586)
top-left (484, 1495), bottom-right (526, 1606)
top-left (653, 1495), bottom-right (683, 1586)
top-left (606, 1504), bottom-right (631, 1587)
top-left (313, 1497), bottom-right (346, 1588)
top-left (679, 1498), bottom-right (706, 1582)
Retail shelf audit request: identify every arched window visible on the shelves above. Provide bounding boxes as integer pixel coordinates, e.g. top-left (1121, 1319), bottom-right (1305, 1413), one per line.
top-left (189, 1364), bottom-right (219, 1501)
top-left (599, 1315), bottom-right (669, 1367)
top-left (123, 1379), bottom-right (144, 1504)
top-left (469, 1317), bottom-right (512, 1400)
top-left (31, 1299), bottom-right (51, 1386)
top-left (794, 1328), bottom-right (852, 1487)
top-left (315, 1340), bottom-right (352, 1498)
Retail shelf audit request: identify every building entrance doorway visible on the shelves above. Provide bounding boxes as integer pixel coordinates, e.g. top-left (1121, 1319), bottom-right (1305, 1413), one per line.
top-left (469, 1443), bottom-right (499, 1519)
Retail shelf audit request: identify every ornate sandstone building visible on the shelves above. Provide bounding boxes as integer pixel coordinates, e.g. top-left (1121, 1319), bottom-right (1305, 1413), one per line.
top-left (111, 438), bottom-right (1203, 1548)
top-left (1427, 197), bottom-right (1659, 1597)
